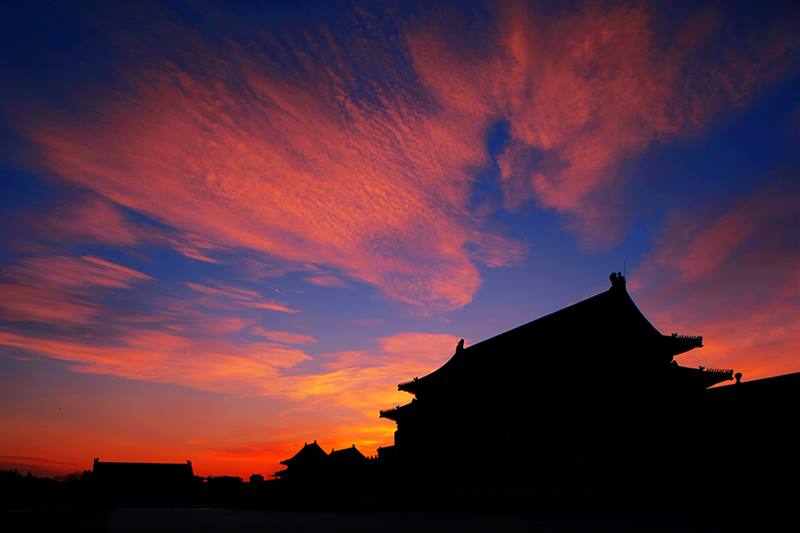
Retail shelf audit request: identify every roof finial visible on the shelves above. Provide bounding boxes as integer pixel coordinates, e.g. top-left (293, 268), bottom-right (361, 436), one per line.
top-left (456, 339), bottom-right (464, 353)
top-left (609, 272), bottom-right (626, 290)
top-left (735, 372), bottom-right (742, 384)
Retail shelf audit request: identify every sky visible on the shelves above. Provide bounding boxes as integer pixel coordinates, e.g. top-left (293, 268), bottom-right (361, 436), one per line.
top-left (0, 0), bottom-right (798, 478)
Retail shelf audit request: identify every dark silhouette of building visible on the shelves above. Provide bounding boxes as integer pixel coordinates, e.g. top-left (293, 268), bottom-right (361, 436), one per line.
top-left (328, 445), bottom-right (369, 477)
top-left (275, 442), bottom-right (370, 481)
top-left (92, 458), bottom-right (196, 505)
top-left (274, 441), bottom-right (328, 481)
top-left (379, 273), bottom-right (739, 480)
top-left (273, 442), bottom-right (374, 510)
top-left (8, 272), bottom-right (796, 513)
top-left (704, 372), bottom-right (800, 477)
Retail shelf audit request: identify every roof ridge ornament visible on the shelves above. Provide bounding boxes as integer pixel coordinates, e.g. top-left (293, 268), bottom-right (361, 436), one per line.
top-left (609, 271), bottom-right (626, 290)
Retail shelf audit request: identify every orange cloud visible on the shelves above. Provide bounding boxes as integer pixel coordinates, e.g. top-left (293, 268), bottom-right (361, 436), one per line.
top-left (0, 327), bottom-right (460, 474)
top-left (288, 332), bottom-right (462, 416)
top-left (0, 328), bottom-right (458, 407)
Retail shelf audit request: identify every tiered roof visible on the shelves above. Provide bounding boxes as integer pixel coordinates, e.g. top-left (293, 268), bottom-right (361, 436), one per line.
top-left (275, 442), bottom-right (368, 479)
top-left (391, 273), bottom-right (726, 401)
top-left (279, 440), bottom-right (327, 467)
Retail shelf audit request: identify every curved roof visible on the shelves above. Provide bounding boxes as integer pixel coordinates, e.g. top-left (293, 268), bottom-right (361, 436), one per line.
top-left (399, 273), bottom-right (687, 396)
top-left (280, 441), bottom-right (327, 466)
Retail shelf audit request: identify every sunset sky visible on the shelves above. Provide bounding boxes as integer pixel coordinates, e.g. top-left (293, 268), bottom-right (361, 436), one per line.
top-left (1, 0), bottom-right (798, 478)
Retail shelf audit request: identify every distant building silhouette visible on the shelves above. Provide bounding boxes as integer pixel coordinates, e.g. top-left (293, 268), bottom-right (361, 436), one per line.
top-left (275, 442), bottom-right (370, 482)
top-left (328, 445), bottom-right (369, 476)
top-left (274, 441), bottom-right (328, 481)
top-left (92, 458), bottom-right (195, 505)
top-left (272, 442), bottom-right (374, 509)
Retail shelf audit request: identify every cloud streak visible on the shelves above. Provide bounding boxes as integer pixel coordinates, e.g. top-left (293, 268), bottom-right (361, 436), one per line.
top-left (632, 178), bottom-right (799, 380)
top-left (186, 282), bottom-right (298, 314)
top-left (0, 255), bottom-right (151, 326)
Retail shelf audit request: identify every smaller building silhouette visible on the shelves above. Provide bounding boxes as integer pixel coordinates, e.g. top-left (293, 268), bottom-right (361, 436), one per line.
top-left (273, 442), bottom-right (374, 509)
top-left (274, 441), bottom-right (328, 481)
top-left (328, 445), bottom-right (369, 476)
top-left (275, 442), bottom-right (371, 481)
top-left (92, 458), bottom-right (196, 505)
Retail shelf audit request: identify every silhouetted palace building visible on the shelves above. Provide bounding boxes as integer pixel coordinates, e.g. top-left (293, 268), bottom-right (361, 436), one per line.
top-left (378, 273), bottom-right (800, 484)
top-left (8, 273), bottom-right (793, 512)
top-left (276, 441), bottom-right (369, 482)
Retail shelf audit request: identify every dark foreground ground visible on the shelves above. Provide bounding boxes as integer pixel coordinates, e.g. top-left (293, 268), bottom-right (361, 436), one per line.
top-left (2, 509), bottom-right (798, 533)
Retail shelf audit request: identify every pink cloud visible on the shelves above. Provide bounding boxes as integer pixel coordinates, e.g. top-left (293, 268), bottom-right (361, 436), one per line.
top-left (252, 328), bottom-right (317, 345)
top-left (0, 255), bottom-right (151, 325)
top-left (14, 16), bottom-right (529, 313)
top-left (305, 274), bottom-right (346, 288)
top-left (29, 196), bottom-right (142, 247)
top-left (0, 283), bottom-right (98, 325)
top-left (186, 281), bottom-right (298, 314)
top-left (4, 3), bottom-right (799, 309)
top-left (408, 2), bottom-right (800, 247)
top-left (10, 255), bottom-right (150, 289)
top-left (169, 237), bottom-right (225, 264)
top-left (632, 180), bottom-right (799, 381)
top-left (17, 193), bottom-right (234, 265)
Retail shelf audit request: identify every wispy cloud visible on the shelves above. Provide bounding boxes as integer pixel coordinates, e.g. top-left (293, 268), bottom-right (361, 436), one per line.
top-left (0, 326), bottom-right (460, 474)
top-left (252, 328), bottom-right (317, 345)
top-left (632, 179), bottom-right (799, 380)
top-left (408, 2), bottom-right (800, 246)
top-left (0, 255), bottom-right (151, 325)
top-left (8, 4), bottom-right (534, 313)
top-left (305, 274), bottom-right (347, 288)
top-left (24, 196), bottom-right (143, 247)
top-left (13, 2), bottom-right (796, 308)
top-left (186, 282), bottom-right (298, 314)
